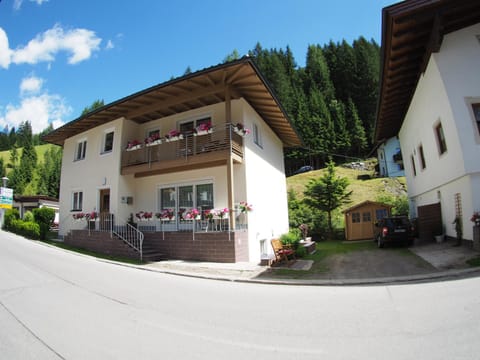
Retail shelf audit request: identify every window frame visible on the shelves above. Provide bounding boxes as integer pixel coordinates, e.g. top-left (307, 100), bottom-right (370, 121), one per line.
top-left (418, 144), bottom-right (426, 170)
top-left (74, 139), bottom-right (87, 161)
top-left (102, 130), bottom-right (114, 154)
top-left (411, 154), bottom-right (417, 176)
top-left (72, 190), bottom-right (83, 211)
top-left (253, 123), bottom-right (262, 148)
top-left (434, 121), bottom-right (447, 155)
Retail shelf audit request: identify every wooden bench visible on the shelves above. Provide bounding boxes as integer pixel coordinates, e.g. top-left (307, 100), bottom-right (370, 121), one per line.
top-left (271, 239), bottom-right (296, 265)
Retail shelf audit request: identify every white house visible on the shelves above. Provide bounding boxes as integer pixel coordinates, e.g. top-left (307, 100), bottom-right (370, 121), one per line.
top-left (375, 0), bottom-right (480, 243)
top-left (44, 58), bottom-right (302, 262)
top-left (376, 137), bottom-right (404, 177)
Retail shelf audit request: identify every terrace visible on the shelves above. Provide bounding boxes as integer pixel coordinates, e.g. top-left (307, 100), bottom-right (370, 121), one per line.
top-left (121, 123), bottom-right (246, 178)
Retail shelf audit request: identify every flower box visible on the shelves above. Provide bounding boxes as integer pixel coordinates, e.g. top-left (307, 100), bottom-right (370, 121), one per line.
top-left (165, 134), bottom-right (184, 142)
top-left (126, 144), bottom-right (142, 151)
top-left (194, 129), bottom-right (213, 136)
top-left (233, 123), bottom-right (250, 137)
top-left (146, 139), bottom-right (162, 147)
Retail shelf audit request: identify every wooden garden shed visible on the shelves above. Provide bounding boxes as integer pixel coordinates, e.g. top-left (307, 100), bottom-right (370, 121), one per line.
top-left (343, 201), bottom-right (392, 241)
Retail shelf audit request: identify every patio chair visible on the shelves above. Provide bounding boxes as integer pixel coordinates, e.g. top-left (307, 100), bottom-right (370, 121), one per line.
top-left (271, 239), bottom-right (296, 265)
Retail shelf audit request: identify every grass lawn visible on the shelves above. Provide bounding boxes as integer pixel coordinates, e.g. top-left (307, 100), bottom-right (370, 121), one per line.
top-left (260, 240), bottom-right (418, 279)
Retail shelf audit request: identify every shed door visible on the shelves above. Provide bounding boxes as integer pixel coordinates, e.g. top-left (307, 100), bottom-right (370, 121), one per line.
top-left (349, 210), bottom-right (374, 240)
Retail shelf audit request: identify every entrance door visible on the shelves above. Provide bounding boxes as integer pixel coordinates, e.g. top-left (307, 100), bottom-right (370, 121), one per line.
top-left (99, 188), bottom-right (110, 213)
top-left (99, 189), bottom-right (111, 230)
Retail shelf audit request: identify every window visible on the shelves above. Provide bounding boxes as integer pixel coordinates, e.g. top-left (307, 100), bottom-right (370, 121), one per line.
top-left (75, 140), bottom-right (87, 161)
top-left (180, 117), bottom-right (211, 135)
top-left (411, 155), bottom-right (417, 176)
top-left (102, 131), bottom-right (114, 154)
top-left (253, 123), bottom-right (262, 148)
top-left (362, 212), bottom-right (371, 222)
top-left (418, 145), bottom-right (426, 169)
top-left (351, 212), bottom-right (360, 223)
top-left (472, 103), bottom-right (480, 134)
top-left (435, 123), bottom-right (447, 155)
top-left (72, 191), bottom-right (83, 211)
top-left (375, 209), bottom-right (388, 220)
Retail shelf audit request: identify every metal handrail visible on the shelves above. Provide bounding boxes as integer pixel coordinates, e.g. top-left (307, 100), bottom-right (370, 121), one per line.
top-left (112, 221), bottom-right (144, 261)
top-left (121, 123), bottom-right (244, 168)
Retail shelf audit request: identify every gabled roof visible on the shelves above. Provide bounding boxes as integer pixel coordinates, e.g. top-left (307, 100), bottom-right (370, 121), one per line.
top-left (375, 0), bottom-right (480, 142)
top-left (43, 57), bottom-right (302, 147)
top-left (343, 200), bottom-right (392, 213)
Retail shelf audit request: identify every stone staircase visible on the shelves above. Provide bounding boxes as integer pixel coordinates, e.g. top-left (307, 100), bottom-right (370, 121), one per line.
top-left (141, 239), bottom-right (165, 262)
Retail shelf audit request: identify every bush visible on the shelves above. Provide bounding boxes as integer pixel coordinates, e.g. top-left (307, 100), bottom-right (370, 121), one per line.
top-left (23, 211), bottom-right (34, 222)
top-left (280, 230), bottom-right (300, 247)
top-left (33, 207), bottom-right (55, 240)
top-left (3, 208), bottom-right (20, 231)
top-left (295, 244), bottom-right (307, 258)
top-left (9, 219), bottom-right (40, 239)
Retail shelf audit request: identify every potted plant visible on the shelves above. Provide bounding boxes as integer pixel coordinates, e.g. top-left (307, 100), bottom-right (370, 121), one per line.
top-left (165, 129), bottom-right (183, 142)
top-left (433, 224), bottom-right (445, 243)
top-left (232, 122), bottom-right (250, 136)
top-left (145, 133), bottom-right (162, 147)
top-left (193, 122), bottom-right (213, 136)
top-left (127, 213), bottom-right (137, 229)
top-left (126, 140), bottom-right (142, 151)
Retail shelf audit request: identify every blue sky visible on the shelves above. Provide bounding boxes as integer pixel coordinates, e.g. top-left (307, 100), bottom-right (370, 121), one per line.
top-left (0, 0), bottom-right (394, 134)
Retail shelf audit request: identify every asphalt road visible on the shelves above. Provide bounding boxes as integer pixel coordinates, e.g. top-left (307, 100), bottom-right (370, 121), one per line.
top-left (1, 231), bottom-right (480, 360)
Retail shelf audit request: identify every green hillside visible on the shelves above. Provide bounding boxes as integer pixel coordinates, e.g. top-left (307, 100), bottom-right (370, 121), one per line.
top-left (287, 160), bottom-right (407, 212)
top-left (0, 144), bottom-right (56, 167)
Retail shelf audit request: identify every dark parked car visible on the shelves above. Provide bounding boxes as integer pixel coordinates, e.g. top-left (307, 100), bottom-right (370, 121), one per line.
top-left (293, 165), bottom-right (313, 175)
top-left (374, 216), bottom-right (414, 248)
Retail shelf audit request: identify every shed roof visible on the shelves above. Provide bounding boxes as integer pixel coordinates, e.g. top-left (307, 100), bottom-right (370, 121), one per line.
top-left (343, 200), bottom-right (393, 213)
top-left (375, 0), bottom-right (480, 142)
top-left (43, 57), bottom-right (302, 148)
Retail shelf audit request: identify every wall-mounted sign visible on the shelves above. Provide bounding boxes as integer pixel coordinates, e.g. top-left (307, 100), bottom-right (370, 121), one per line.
top-left (0, 187), bottom-right (13, 209)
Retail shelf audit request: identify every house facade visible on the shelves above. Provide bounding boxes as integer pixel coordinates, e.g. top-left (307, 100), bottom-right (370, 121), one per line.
top-left (375, 0), bottom-right (480, 243)
top-left (376, 137), bottom-right (404, 177)
top-left (44, 58), bottom-right (302, 262)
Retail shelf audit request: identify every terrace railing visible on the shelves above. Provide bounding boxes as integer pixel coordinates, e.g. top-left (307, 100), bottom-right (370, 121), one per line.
top-left (121, 123), bottom-right (245, 169)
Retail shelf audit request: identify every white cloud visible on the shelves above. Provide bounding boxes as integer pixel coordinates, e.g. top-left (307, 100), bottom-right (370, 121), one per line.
top-left (11, 24), bottom-right (102, 66)
top-left (13, 0), bottom-right (23, 11)
top-left (0, 28), bottom-right (12, 69)
top-left (20, 75), bottom-right (43, 95)
top-left (14, 0), bottom-right (49, 11)
top-left (105, 39), bottom-right (114, 50)
top-left (0, 93), bottom-right (71, 133)
top-left (0, 24), bottom-right (102, 69)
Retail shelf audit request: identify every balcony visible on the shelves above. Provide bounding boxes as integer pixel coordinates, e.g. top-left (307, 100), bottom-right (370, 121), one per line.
top-left (121, 124), bottom-right (245, 177)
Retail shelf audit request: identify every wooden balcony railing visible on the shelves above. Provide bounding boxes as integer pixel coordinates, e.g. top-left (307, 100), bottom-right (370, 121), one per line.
top-left (121, 123), bottom-right (245, 176)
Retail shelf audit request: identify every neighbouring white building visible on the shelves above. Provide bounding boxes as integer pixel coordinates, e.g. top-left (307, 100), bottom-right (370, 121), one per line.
top-left (376, 137), bottom-right (404, 177)
top-left (375, 0), bottom-right (480, 243)
top-left (44, 58), bottom-right (302, 262)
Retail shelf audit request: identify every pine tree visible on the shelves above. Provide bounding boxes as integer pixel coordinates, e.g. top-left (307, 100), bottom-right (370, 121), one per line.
top-left (304, 159), bottom-right (352, 238)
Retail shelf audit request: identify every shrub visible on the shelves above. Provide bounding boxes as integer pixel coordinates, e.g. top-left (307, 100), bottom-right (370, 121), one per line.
top-left (33, 207), bottom-right (55, 240)
top-left (10, 219), bottom-right (40, 239)
top-left (3, 208), bottom-right (20, 231)
top-left (23, 211), bottom-right (34, 222)
top-left (280, 230), bottom-right (300, 248)
top-left (295, 244), bottom-right (307, 258)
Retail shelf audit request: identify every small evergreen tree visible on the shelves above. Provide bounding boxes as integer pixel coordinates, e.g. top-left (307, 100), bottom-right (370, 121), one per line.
top-left (304, 159), bottom-right (352, 238)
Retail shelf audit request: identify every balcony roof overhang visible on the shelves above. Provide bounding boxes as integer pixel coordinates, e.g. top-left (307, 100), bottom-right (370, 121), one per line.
top-left (375, 0), bottom-right (480, 143)
top-left (43, 57), bottom-right (302, 148)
